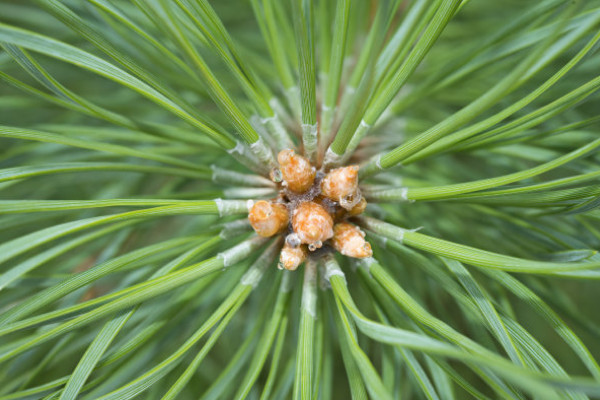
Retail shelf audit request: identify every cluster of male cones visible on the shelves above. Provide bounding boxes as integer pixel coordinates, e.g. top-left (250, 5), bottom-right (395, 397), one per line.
top-left (248, 149), bottom-right (372, 270)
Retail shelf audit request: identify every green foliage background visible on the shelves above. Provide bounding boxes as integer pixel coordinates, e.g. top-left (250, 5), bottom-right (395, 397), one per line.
top-left (1, 0), bottom-right (600, 399)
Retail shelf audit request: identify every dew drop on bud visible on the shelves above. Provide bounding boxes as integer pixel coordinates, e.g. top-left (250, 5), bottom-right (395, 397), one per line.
top-left (339, 193), bottom-right (355, 209)
top-left (270, 167), bottom-right (283, 182)
top-left (308, 240), bottom-right (322, 252)
top-left (348, 197), bottom-right (367, 216)
top-left (286, 233), bottom-right (301, 248)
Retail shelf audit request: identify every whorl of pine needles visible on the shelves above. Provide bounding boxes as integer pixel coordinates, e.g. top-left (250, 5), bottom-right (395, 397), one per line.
top-left (1, 0), bottom-right (600, 399)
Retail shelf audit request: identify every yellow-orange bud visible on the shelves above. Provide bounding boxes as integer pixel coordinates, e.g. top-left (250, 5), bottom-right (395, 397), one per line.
top-left (277, 149), bottom-right (316, 193)
top-left (248, 200), bottom-right (289, 237)
top-left (321, 165), bottom-right (359, 209)
top-left (292, 201), bottom-right (334, 249)
top-left (331, 222), bottom-right (372, 258)
top-left (279, 243), bottom-right (307, 270)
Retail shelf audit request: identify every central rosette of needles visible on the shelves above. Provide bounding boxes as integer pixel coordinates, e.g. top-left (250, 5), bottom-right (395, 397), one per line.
top-left (248, 149), bottom-right (372, 270)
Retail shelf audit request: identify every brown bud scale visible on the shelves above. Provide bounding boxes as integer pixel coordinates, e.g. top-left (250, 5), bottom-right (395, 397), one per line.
top-left (248, 200), bottom-right (289, 237)
top-left (279, 243), bottom-right (307, 270)
top-left (321, 165), bottom-right (360, 209)
top-left (331, 222), bottom-right (372, 258)
top-left (278, 149), bottom-right (316, 193)
top-left (292, 201), bottom-right (334, 249)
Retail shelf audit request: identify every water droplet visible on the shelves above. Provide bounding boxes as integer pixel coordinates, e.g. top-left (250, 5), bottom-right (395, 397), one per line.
top-left (286, 233), bottom-right (301, 247)
top-left (308, 240), bottom-right (322, 251)
top-left (340, 192), bottom-right (360, 210)
top-left (270, 167), bottom-right (283, 182)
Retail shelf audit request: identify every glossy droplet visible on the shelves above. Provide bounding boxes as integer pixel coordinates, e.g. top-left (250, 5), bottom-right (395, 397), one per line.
top-left (339, 192), bottom-right (359, 210)
top-left (292, 201), bottom-right (334, 247)
top-left (270, 167), bottom-right (283, 182)
top-left (248, 200), bottom-right (289, 237)
top-left (331, 222), bottom-right (372, 258)
top-left (285, 232), bottom-right (301, 248)
top-left (308, 240), bottom-right (322, 252)
top-left (348, 196), bottom-right (367, 216)
top-left (278, 149), bottom-right (316, 193)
